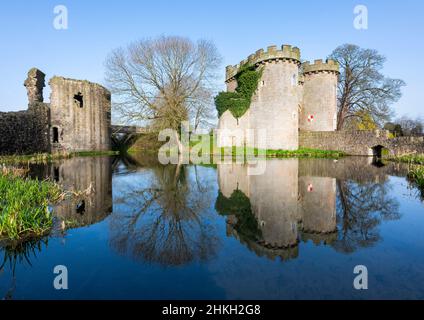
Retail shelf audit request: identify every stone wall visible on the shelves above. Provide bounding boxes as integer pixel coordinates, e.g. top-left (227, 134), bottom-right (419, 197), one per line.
top-left (299, 130), bottom-right (424, 156)
top-left (1, 68), bottom-right (112, 155)
top-left (0, 103), bottom-right (50, 155)
top-left (49, 77), bottom-right (112, 152)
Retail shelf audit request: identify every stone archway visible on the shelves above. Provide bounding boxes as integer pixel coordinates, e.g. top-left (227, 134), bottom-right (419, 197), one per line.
top-left (370, 145), bottom-right (387, 158)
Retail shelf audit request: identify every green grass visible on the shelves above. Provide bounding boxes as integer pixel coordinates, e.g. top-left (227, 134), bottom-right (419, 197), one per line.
top-left (387, 154), bottom-right (424, 198)
top-left (0, 171), bottom-right (63, 241)
top-left (388, 154), bottom-right (424, 165)
top-left (189, 134), bottom-right (345, 159)
top-left (0, 150), bottom-right (119, 165)
top-left (408, 166), bottom-right (424, 190)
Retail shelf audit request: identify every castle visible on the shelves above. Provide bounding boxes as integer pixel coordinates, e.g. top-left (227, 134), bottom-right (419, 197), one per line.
top-left (0, 68), bottom-right (111, 155)
top-left (217, 44), bottom-right (340, 150)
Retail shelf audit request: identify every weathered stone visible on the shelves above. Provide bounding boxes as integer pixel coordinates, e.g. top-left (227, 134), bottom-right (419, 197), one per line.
top-left (299, 130), bottom-right (424, 156)
top-left (0, 69), bottom-right (111, 155)
top-left (24, 68), bottom-right (46, 105)
top-left (218, 44), bottom-right (339, 150)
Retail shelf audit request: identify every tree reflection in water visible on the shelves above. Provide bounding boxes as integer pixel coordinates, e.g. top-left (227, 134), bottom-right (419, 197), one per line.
top-left (109, 157), bottom-right (219, 266)
top-left (216, 158), bottom-right (402, 260)
top-left (334, 179), bottom-right (400, 253)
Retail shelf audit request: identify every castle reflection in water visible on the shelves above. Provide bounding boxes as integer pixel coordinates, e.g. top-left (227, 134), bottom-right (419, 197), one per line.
top-left (29, 156), bottom-right (113, 228)
top-left (25, 155), bottom-right (405, 264)
top-left (216, 157), bottom-right (405, 261)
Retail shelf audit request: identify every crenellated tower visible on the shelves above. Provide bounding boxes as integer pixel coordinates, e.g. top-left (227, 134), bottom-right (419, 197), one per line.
top-left (300, 59), bottom-right (339, 131)
top-left (218, 44), bottom-right (339, 150)
top-left (220, 44), bottom-right (302, 150)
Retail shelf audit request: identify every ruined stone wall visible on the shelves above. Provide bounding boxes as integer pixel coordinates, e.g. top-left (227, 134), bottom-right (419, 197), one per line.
top-left (52, 156), bottom-right (112, 227)
top-left (49, 77), bottom-right (111, 152)
top-left (0, 68), bottom-right (50, 155)
top-left (300, 60), bottom-right (339, 132)
top-left (0, 103), bottom-right (50, 155)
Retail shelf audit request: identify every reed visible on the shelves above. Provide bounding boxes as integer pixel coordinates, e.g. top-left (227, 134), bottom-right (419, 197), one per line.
top-left (0, 168), bottom-right (64, 240)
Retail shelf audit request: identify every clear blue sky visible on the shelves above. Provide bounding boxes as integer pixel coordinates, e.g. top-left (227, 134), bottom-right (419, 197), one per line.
top-left (0, 0), bottom-right (423, 119)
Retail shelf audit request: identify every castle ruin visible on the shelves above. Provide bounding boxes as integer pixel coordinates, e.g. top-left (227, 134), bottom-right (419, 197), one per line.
top-left (0, 68), bottom-right (111, 155)
top-left (217, 44), bottom-right (339, 150)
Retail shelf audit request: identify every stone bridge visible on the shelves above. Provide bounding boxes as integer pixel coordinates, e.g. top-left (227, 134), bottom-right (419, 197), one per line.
top-left (111, 125), bottom-right (150, 150)
top-left (299, 130), bottom-right (424, 157)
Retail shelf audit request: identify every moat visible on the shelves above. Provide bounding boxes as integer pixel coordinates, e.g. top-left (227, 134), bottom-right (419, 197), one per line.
top-left (1, 155), bottom-right (424, 300)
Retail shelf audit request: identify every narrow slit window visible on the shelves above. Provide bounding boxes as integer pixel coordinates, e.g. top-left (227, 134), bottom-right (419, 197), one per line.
top-left (53, 127), bottom-right (59, 143)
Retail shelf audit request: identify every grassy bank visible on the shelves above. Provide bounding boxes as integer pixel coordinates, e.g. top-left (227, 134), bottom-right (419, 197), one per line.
top-left (388, 154), bottom-right (424, 197)
top-left (210, 147), bottom-right (344, 159)
top-left (189, 135), bottom-right (345, 159)
top-left (0, 150), bottom-right (119, 165)
top-left (408, 166), bottom-right (424, 190)
top-left (388, 154), bottom-right (424, 165)
top-left (0, 167), bottom-right (64, 241)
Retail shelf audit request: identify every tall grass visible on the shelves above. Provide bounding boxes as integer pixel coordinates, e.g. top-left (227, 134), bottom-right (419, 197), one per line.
top-left (0, 168), bottom-right (63, 240)
top-left (388, 154), bottom-right (424, 165)
top-left (408, 166), bottom-right (424, 190)
top-left (0, 150), bottom-right (119, 165)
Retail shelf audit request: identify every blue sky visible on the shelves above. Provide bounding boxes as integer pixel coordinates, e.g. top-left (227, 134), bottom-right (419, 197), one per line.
top-left (0, 0), bottom-right (423, 118)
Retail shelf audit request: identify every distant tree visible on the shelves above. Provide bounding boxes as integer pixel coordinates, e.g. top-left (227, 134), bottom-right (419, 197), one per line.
top-left (384, 122), bottom-right (403, 137)
top-left (329, 44), bottom-right (405, 130)
top-left (105, 36), bottom-right (221, 152)
top-left (347, 110), bottom-right (378, 130)
top-left (396, 116), bottom-right (423, 136)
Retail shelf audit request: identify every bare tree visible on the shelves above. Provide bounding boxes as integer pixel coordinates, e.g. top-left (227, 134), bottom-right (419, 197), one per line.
top-left (396, 115), bottom-right (423, 136)
top-left (329, 44), bottom-right (405, 130)
top-left (105, 36), bottom-right (221, 151)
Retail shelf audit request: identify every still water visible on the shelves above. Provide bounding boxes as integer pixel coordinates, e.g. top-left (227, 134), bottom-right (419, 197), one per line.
top-left (1, 155), bottom-right (424, 300)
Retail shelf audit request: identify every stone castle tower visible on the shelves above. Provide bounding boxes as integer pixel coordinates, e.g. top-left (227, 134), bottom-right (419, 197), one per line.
top-left (0, 68), bottom-right (111, 155)
top-left (217, 44), bottom-right (339, 150)
top-left (49, 76), bottom-right (111, 152)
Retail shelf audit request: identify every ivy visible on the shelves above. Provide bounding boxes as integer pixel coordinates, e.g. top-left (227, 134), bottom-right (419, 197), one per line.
top-left (215, 190), bottom-right (262, 241)
top-left (215, 65), bottom-right (262, 118)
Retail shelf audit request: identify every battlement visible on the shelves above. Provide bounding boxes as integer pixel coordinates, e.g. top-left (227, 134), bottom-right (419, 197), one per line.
top-left (302, 59), bottom-right (339, 75)
top-left (225, 44), bottom-right (301, 82)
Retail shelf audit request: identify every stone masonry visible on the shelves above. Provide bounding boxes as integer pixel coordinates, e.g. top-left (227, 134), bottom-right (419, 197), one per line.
top-left (299, 130), bottom-right (424, 156)
top-left (217, 44), bottom-right (340, 150)
top-left (0, 68), bottom-right (111, 155)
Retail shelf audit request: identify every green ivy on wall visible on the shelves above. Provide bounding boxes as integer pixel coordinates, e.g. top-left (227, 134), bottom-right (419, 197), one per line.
top-left (215, 65), bottom-right (262, 119)
top-left (215, 190), bottom-right (262, 241)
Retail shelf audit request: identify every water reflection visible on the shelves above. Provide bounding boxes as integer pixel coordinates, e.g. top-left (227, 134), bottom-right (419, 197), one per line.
top-left (1, 154), bottom-right (422, 299)
top-left (216, 157), bottom-right (403, 260)
top-left (30, 156), bottom-right (113, 228)
top-left (109, 154), bottom-right (220, 266)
